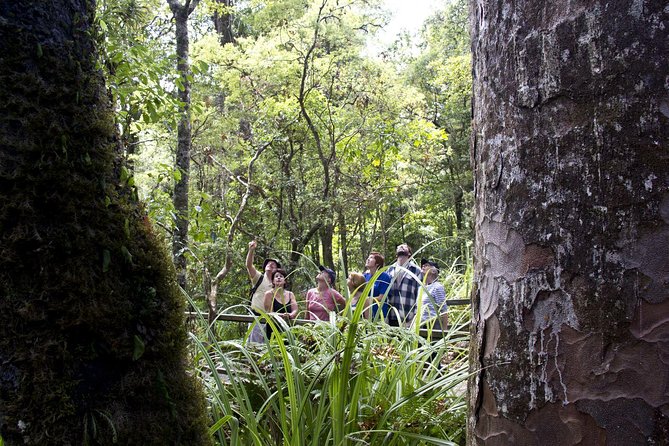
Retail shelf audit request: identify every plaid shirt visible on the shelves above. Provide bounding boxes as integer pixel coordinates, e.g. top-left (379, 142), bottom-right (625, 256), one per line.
top-left (386, 260), bottom-right (422, 326)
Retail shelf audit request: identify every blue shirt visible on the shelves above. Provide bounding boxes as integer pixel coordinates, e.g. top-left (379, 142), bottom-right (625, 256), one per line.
top-left (364, 271), bottom-right (392, 319)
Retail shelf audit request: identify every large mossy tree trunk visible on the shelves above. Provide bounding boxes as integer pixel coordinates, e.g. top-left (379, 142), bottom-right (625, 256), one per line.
top-left (0, 2), bottom-right (210, 445)
top-left (468, 0), bottom-right (669, 444)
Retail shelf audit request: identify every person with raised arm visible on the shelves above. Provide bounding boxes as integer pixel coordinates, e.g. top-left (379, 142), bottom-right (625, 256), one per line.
top-left (246, 240), bottom-right (281, 342)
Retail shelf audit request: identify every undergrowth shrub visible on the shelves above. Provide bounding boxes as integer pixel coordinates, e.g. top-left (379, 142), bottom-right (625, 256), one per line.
top-left (188, 264), bottom-right (471, 446)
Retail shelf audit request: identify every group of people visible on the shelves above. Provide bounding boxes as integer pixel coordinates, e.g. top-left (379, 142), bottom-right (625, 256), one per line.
top-left (245, 240), bottom-right (448, 341)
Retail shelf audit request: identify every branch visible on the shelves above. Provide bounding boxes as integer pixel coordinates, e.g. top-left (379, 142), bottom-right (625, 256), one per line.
top-left (153, 219), bottom-right (173, 236)
top-left (208, 152), bottom-right (269, 200)
top-left (191, 111), bottom-right (214, 141)
top-left (299, 222), bottom-right (323, 251)
top-left (188, 0), bottom-right (201, 15)
top-left (210, 141), bottom-right (270, 286)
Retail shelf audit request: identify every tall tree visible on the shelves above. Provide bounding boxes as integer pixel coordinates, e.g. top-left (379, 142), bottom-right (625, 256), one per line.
top-left (212, 0), bottom-right (235, 45)
top-left (168, 0), bottom-right (200, 290)
top-left (98, 0), bottom-right (177, 174)
top-left (468, 0), bottom-right (669, 444)
top-left (0, 1), bottom-right (209, 444)
top-left (404, 0), bottom-right (473, 260)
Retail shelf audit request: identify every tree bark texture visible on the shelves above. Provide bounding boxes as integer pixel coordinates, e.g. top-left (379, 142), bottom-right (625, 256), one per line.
top-left (213, 0), bottom-right (235, 45)
top-left (0, 1), bottom-right (209, 444)
top-left (469, 1), bottom-right (669, 444)
top-left (321, 224), bottom-right (335, 271)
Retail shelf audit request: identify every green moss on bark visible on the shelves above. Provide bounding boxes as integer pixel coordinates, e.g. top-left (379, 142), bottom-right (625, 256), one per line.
top-left (0, 2), bottom-right (210, 445)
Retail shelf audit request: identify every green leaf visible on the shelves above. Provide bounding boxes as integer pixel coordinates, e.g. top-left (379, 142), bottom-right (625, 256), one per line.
top-left (112, 51), bottom-right (124, 64)
top-left (120, 166), bottom-right (130, 184)
top-left (129, 121), bottom-right (143, 133)
top-left (208, 415), bottom-right (233, 436)
top-left (120, 245), bottom-right (133, 264)
top-left (132, 335), bottom-right (145, 361)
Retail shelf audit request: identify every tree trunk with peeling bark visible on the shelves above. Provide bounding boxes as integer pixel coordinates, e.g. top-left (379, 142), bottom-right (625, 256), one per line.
top-left (0, 1), bottom-right (209, 444)
top-left (468, 0), bottom-right (669, 444)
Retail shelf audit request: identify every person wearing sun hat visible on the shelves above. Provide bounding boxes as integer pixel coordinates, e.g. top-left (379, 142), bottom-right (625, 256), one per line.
top-left (305, 265), bottom-right (346, 321)
top-left (420, 265), bottom-right (448, 329)
top-left (245, 240), bottom-right (281, 341)
top-left (420, 258), bottom-right (439, 281)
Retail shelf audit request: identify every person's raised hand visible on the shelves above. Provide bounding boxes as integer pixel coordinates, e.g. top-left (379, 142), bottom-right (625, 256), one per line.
top-left (249, 240), bottom-right (257, 250)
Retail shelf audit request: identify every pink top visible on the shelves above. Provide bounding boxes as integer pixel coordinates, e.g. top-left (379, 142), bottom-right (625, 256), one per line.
top-left (306, 287), bottom-right (346, 321)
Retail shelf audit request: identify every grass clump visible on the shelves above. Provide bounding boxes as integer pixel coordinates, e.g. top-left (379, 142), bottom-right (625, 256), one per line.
top-left (188, 270), bottom-right (471, 446)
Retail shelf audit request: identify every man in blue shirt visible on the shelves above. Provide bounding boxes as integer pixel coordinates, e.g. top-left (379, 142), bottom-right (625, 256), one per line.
top-left (363, 251), bottom-right (392, 320)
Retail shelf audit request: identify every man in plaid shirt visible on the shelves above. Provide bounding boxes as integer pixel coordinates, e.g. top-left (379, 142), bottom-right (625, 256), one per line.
top-left (386, 243), bottom-right (422, 327)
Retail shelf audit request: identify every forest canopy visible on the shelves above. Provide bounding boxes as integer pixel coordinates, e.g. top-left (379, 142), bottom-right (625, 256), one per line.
top-left (98, 0), bottom-right (472, 306)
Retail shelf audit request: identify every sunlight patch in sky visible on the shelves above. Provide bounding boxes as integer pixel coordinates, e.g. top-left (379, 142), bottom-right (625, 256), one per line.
top-left (367, 0), bottom-right (441, 56)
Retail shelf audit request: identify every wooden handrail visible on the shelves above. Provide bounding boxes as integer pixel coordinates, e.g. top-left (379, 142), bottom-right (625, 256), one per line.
top-left (186, 298), bottom-right (471, 341)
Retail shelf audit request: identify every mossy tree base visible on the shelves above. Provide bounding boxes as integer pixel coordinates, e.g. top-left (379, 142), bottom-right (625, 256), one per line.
top-left (0, 2), bottom-right (210, 444)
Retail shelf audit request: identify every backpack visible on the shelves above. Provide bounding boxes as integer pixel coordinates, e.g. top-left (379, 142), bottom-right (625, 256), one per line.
top-left (249, 275), bottom-right (263, 302)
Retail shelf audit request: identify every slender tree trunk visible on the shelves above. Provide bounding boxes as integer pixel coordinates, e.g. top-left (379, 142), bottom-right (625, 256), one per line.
top-left (454, 187), bottom-right (464, 231)
top-left (339, 211), bottom-right (349, 278)
top-left (359, 215), bottom-right (368, 262)
top-left (0, 2), bottom-right (209, 444)
top-left (204, 143), bottom-right (268, 323)
top-left (168, 0), bottom-right (200, 291)
top-left (212, 0), bottom-right (235, 45)
top-left (468, 1), bottom-right (669, 444)
top-left (321, 224), bottom-right (335, 270)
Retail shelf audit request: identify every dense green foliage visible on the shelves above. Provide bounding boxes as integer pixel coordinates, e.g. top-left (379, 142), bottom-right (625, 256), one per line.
top-left (0, 1), bottom-right (472, 444)
top-left (98, 0), bottom-right (472, 307)
top-left (90, 2), bottom-right (473, 442)
top-left (93, 0), bottom-right (474, 442)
